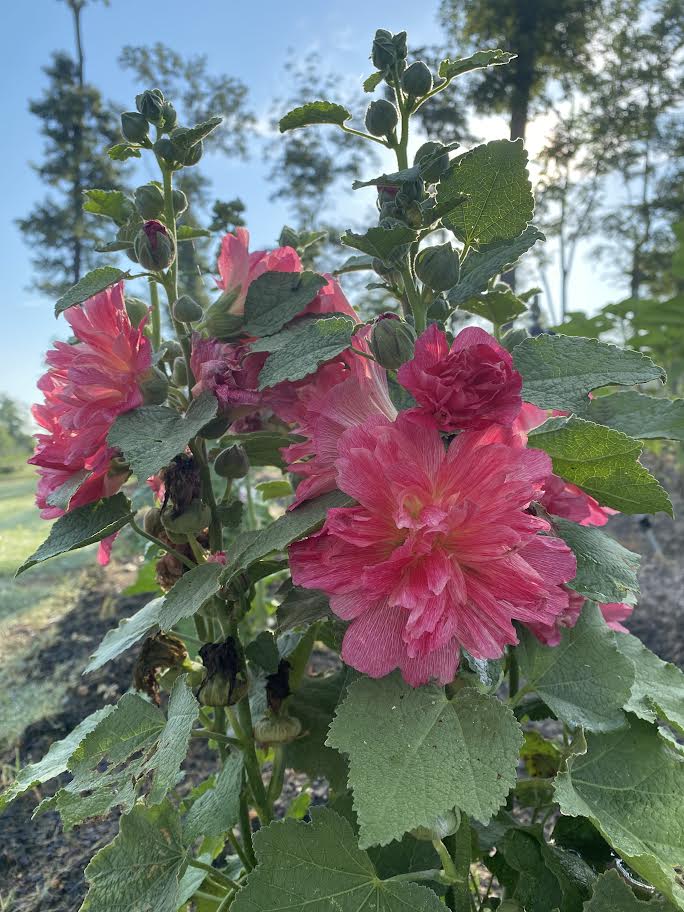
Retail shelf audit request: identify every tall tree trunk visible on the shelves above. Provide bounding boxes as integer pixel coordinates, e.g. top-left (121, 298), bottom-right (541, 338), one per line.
top-left (70, 0), bottom-right (85, 286)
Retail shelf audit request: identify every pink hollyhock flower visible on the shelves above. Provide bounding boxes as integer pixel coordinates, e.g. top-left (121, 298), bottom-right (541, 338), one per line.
top-left (302, 274), bottom-right (358, 320)
top-left (190, 335), bottom-right (267, 415)
top-left (397, 324), bottom-right (522, 432)
top-left (216, 228), bottom-right (301, 314)
top-left (529, 589), bottom-right (634, 645)
top-left (289, 417), bottom-right (576, 686)
top-left (600, 601), bottom-right (633, 633)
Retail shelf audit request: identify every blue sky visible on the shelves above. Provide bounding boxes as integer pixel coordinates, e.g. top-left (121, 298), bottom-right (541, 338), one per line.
top-left (1, 0), bottom-right (617, 412)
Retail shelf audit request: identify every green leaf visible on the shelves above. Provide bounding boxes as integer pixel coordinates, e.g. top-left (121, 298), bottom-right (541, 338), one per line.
top-left (81, 801), bottom-right (189, 912)
top-left (83, 189), bottom-right (133, 225)
top-left (285, 671), bottom-right (349, 792)
top-left (86, 563), bottom-right (222, 672)
top-left (277, 584), bottom-right (331, 632)
top-left (0, 706), bottom-right (114, 812)
top-left (512, 335), bottom-right (666, 414)
top-left (528, 417), bottom-right (673, 516)
top-left (231, 807), bottom-right (444, 912)
top-left (279, 101), bottom-right (352, 132)
top-left (438, 48), bottom-right (515, 80)
top-left (176, 225), bottom-right (211, 241)
top-left (516, 603), bottom-right (634, 732)
top-left (616, 633), bottom-right (684, 735)
top-left (252, 315), bottom-right (355, 389)
top-left (257, 480), bottom-right (293, 500)
top-left (55, 266), bottom-right (129, 317)
top-left (340, 224), bottom-right (417, 260)
top-left (554, 717), bottom-right (684, 908)
top-left (220, 490), bottom-right (354, 585)
top-left (458, 289), bottom-right (528, 325)
top-left (107, 142), bottom-right (142, 161)
top-left (552, 517), bottom-right (640, 605)
top-left (244, 271), bottom-right (327, 337)
top-left (449, 225), bottom-right (544, 305)
top-left (363, 72), bottom-right (384, 92)
top-left (328, 673), bottom-right (522, 847)
top-left (333, 253), bottom-right (375, 275)
top-left (17, 493), bottom-right (134, 575)
top-left (226, 430), bottom-right (297, 469)
top-left (587, 391), bottom-right (684, 442)
top-left (183, 752), bottom-right (243, 843)
top-left (584, 869), bottom-right (673, 911)
top-left (437, 139), bottom-right (534, 247)
top-left (43, 679), bottom-right (197, 828)
top-left (245, 631), bottom-right (281, 674)
top-left (172, 115), bottom-right (222, 151)
top-left (108, 391), bottom-right (218, 482)
top-left (45, 468), bottom-right (92, 511)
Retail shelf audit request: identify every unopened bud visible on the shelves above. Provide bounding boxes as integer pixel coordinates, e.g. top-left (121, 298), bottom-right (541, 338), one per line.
top-left (136, 88), bottom-right (165, 125)
top-left (173, 294), bottom-right (203, 323)
top-left (169, 127), bottom-right (204, 166)
top-left (410, 809), bottom-right (460, 842)
top-left (161, 498), bottom-right (211, 535)
top-left (121, 111), bottom-right (149, 144)
top-left (172, 357), bottom-right (187, 386)
top-left (125, 296), bottom-right (149, 327)
top-left (134, 220), bottom-right (176, 272)
top-left (415, 243), bottom-right (461, 292)
top-left (215, 444), bottom-right (249, 479)
top-left (139, 366), bottom-right (169, 405)
top-left (365, 100), bottom-right (398, 138)
top-left (161, 101), bottom-right (177, 131)
top-left (414, 141), bottom-right (451, 183)
top-left (428, 296), bottom-right (451, 321)
top-left (153, 137), bottom-right (181, 167)
top-left (372, 29), bottom-right (408, 72)
top-left (197, 637), bottom-right (248, 707)
top-left (171, 188), bottom-right (188, 217)
top-left (253, 712), bottom-right (302, 746)
top-left (401, 61), bottom-right (433, 97)
top-left (369, 314), bottom-right (416, 369)
top-left (134, 183), bottom-right (165, 220)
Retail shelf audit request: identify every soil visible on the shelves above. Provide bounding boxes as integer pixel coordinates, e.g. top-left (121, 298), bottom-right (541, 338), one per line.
top-left (1, 451), bottom-right (682, 911)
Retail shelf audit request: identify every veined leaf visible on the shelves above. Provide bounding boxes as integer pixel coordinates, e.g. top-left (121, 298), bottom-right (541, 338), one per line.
top-left (279, 101), bottom-right (352, 132)
top-left (252, 315), bottom-right (356, 388)
top-left (83, 189), bottom-right (133, 225)
top-left (340, 224), bottom-right (417, 260)
top-left (616, 633), bottom-right (684, 735)
top-left (55, 266), bottom-right (129, 317)
top-left (449, 225), bottom-right (544, 305)
top-left (438, 49), bottom-right (515, 80)
top-left (587, 391), bottom-right (684, 442)
top-left (244, 271), bottom-right (327, 336)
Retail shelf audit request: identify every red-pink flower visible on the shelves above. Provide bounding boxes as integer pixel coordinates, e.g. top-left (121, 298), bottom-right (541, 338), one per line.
top-left (529, 589), bottom-right (634, 645)
top-left (289, 416), bottom-right (576, 686)
top-left (301, 274), bottom-right (358, 320)
top-left (217, 228), bottom-right (301, 314)
top-left (190, 335), bottom-right (267, 414)
top-left (397, 324), bottom-right (522, 432)
top-left (29, 282), bottom-right (152, 563)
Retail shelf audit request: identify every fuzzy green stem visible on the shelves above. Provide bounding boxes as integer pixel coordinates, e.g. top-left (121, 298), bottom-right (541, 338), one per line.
top-left (508, 648), bottom-right (520, 700)
top-left (237, 696), bottom-right (272, 823)
top-left (129, 518), bottom-right (195, 569)
top-left (239, 789), bottom-right (257, 868)
top-left (226, 829), bottom-right (253, 872)
top-left (400, 261), bottom-right (426, 332)
top-left (339, 124), bottom-right (388, 146)
top-left (187, 859), bottom-right (240, 891)
top-left (443, 820), bottom-right (473, 912)
top-left (267, 746), bottom-right (286, 807)
top-left (149, 277), bottom-right (161, 349)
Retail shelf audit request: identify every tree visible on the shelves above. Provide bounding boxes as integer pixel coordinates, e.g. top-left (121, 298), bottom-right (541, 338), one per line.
top-left (0, 396), bottom-right (33, 466)
top-left (17, 0), bottom-right (126, 297)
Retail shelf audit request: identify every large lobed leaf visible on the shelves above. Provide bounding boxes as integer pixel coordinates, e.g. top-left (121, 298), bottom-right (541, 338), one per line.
top-left (327, 673), bottom-right (522, 847)
top-left (55, 266), bottom-right (129, 317)
top-left (512, 335), bottom-right (666, 414)
top-left (584, 869), bottom-right (674, 911)
top-left (587, 391), bottom-right (684, 442)
top-left (528, 417), bottom-right (673, 516)
top-left (231, 807), bottom-right (444, 912)
top-left (244, 271), bottom-right (327, 336)
top-left (183, 751), bottom-right (243, 843)
top-left (340, 223), bottom-right (417, 260)
top-left (279, 101), bottom-right (352, 132)
top-left (616, 633), bottom-right (684, 735)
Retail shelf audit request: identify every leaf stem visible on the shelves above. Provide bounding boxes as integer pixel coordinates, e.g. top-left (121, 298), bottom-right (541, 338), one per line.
top-left (129, 518), bottom-right (195, 569)
top-left (239, 788), bottom-right (257, 868)
top-left (148, 276), bottom-right (161, 349)
top-left (227, 829), bottom-right (254, 872)
top-left (236, 696), bottom-right (272, 823)
top-left (443, 819), bottom-right (473, 912)
top-left (399, 261), bottom-right (426, 332)
top-left (187, 859), bottom-right (240, 891)
top-left (339, 124), bottom-right (388, 146)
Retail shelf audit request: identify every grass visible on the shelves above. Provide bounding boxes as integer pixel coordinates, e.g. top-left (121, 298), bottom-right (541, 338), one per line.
top-left (0, 464), bottom-right (95, 750)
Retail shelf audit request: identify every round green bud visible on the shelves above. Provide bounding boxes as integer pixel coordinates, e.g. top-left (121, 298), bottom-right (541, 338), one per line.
top-left (410, 809), bottom-right (460, 842)
top-left (172, 294), bottom-right (203, 323)
top-left (414, 141), bottom-right (450, 183)
top-left (172, 357), bottom-right (187, 386)
top-left (125, 295), bottom-right (149, 327)
top-left (169, 127), bottom-right (204, 166)
top-left (369, 314), bottom-right (416, 369)
top-left (134, 183), bottom-right (165, 220)
top-left (365, 99), bottom-right (398, 138)
top-left (199, 416), bottom-right (231, 439)
top-left (134, 220), bottom-right (176, 272)
top-left (139, 366), bottom-right (169, 405)
top-left (215, 444), bottom-right (250, 480)
top-left (135, 88), bottom-right (165, 125)
top-left (371, 29), bottom-right (408, 71)
top-left (161, 499), bottom-right (211, 535)
top-left (158, 339), bottom-right (183, 362)
top-left (415, 243), bottom-right (461, 292)
top-left (143, 506), bottom-right (164, 537)
top-left (427, 296), bottom-right (451, 322)
top-left (171, 188), bottom-right (188, 217)
top-left (401, 61), bottom-right (433, 97)
top-left (153, 137), bottom-right (181, 167)
top-left (253, 713), bottom-right (302, 746)
top-left (121, 111), bottom-right (149, 144)
top-left (161, 101), bottom-right (177, 131)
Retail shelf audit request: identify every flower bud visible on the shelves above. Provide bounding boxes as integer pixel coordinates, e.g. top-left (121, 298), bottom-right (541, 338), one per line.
top-left (401, 61), bottom-right (433, 97)
top-left (172, 357), bottom-right (187, 386)
top-left (121, 111), bottom-right (149, 144)
top-left (197, 637), bottom-right (248, 707)
top-left (369, 314), bottom-right (416, 369)
top-left (161, 101), bottom-right (177, 131)
top-left (136, 88), bottom-right (165, 125)
top-left (161, 498), bottom-right (211, 535)
top-left (365, 100), bottom-right (398, 138)
top-left (169, 127), bottom-right (204, 166)
top-left (253, 712), bottom-right (302, 746)
top-left (153, 137), bottom-right (181, 167)
top-left (410, 809), bottom-right (460, 842)
top-left (172, 294), bottom-right (203, 323)
top-left (134, 183), bottom-right (165, 220)
top-left (427, 296), bottom-right (451, 322)
top-left (134, 220), bottom-right (176, 272)
top-left (139, 365), bottom-right (169, 405)
top-left (171, 188), bottom-right (188, 217)
top-left (143, 506), bottom-right (164, 537)
top-left (415, 243), bottom-right (461, 292)
top-left (183, 140), bottom-right (203, 166)
top-left (215, 444), bottom-right (250, 479)
top-left (371, 29), bottom-right (408, 72)
top-left (125, 295), bottom-right (149, 327)
top-left (414, 141), bottom-right (450, 183)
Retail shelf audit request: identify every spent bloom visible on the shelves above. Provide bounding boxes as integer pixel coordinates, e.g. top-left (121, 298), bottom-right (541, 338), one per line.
top-left (29, 282), bottom-right (152, 562)
top-left (398, 324), bottom-right (522, 432)
top-left (290, 416), bottom-right (576, 686)
top-left (190, 336), bottom-right (267, 415)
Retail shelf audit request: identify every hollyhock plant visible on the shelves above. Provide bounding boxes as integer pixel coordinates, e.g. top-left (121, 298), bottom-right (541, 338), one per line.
top-left (290, 416), bottom-right (576, 685)
top-left (216, 227), bottom-right (300, 313)
top-left (397, 323), bottom-right (523, 432)
top-left (190, 335), bottom-right (267, 414)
